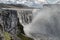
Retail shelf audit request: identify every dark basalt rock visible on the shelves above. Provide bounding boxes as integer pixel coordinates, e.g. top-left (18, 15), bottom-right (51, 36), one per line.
top-left (0, 9), bottom-right (21, 40)
top-left (0, 9), bottom-right (33, 40)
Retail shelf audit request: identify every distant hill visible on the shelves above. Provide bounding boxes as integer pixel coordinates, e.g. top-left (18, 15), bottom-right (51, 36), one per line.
top-left (0, 3), bottom-right (31, 8)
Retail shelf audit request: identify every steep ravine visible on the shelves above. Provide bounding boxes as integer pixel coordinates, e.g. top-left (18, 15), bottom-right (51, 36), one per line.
top-left (0, 9), bottom-right (33, 40)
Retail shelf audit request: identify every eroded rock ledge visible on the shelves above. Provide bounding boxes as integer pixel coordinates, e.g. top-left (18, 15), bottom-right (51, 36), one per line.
top-left (0, 9), bottom-right (33, 40)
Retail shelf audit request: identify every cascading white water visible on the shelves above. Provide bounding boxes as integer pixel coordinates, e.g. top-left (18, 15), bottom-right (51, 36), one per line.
top-left (18, 4), bottom-right (60, 40)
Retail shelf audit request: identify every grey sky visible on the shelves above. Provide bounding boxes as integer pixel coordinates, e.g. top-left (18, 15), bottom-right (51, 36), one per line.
top-left (0, 0), bottom-right (59, 4)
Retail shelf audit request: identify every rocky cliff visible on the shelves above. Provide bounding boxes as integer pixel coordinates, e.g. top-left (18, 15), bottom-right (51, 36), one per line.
top-left (0, 9), bottom-right (33, 40)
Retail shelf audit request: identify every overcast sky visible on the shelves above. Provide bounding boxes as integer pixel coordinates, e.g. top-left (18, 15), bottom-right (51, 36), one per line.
top-left (0, 0), bottom-right (59, 4)
top-left (0, 0), bottom-right (59, 8)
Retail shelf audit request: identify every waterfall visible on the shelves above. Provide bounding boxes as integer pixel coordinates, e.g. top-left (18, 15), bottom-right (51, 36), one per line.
top-left (17, 9), bottom-right (33, 26)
